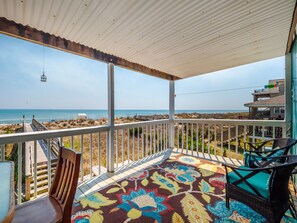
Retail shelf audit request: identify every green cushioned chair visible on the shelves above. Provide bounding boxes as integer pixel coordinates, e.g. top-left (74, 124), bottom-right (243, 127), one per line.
top-left (228, 166), bottom-right (270, 199)
top-left (223, 155), bottom-right (297, 223)
top-left (243, 138), bottom-right (297, 168)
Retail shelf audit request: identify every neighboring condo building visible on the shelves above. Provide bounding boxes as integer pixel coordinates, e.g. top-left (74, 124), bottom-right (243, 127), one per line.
top-left (244, 79), bottom-right (285, 120)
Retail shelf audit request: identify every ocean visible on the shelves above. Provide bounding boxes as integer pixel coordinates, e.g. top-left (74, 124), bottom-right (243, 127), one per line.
top-left (0, 109), bottom-right (247, 124)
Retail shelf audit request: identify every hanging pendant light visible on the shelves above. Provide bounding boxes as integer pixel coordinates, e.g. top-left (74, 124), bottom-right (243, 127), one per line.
top-left (40, 45), bottom-right (47, 82)
top-left (40, 71), bottom-right (47, 82)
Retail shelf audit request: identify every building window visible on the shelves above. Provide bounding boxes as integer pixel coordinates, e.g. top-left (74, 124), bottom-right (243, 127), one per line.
top-left (274, 107), bottom-right (285, 114)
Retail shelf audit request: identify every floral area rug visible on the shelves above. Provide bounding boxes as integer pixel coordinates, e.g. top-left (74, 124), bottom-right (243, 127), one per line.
top-left (71, 154), bottom-right (297, 223)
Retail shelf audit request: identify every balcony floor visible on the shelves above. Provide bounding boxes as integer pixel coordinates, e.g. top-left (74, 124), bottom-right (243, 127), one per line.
top-left (75, 148), bottom-right (243, 201)
top-left (71, 149), bottom-right (296, 222)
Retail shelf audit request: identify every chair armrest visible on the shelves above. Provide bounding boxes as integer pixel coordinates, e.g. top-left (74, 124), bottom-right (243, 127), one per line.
top-left (222, 163), bottom-right (255, 171)
top-left (245, 150), bottom-right (276, 155)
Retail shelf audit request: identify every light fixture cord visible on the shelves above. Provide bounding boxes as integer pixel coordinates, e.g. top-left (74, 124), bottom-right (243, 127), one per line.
top-left (42, 45), bottom-right (45, 73)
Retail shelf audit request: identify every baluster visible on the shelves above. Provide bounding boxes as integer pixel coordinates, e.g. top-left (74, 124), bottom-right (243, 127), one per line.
top-left (71, 136), bottom-right (74, 149)
top-left (1, 144), bottom-right (4, 161)
top-left (146, 126), bottom-right (148, 156)
top-left (221, 124), bottom-right (223, 154)
top-left (106, 132), bottom-right (108, 170)
top-left (150, 125), bottom-right (152, 155)
top-left (128, 129), bottom-right (130, 164)
top-left (244, 125), bottom-right (247, 153)
top-left (80, 135), bottom-right (84, 181)
top-left (262, 125), bottom-right (265, 142)
top-left (191, 123), bottom-right (193, 156)
top-left (236, 125), bottom-right (238, 158)
top-left (132, 128), bottom-right (135, 161)
top-left (158, 124), bottom-right (160, 152)
top-left (196, 124), bottom-right (199, 156)
top-left (98, 132), bottom-right (101, 175)
top-left (177, 123), bottom-right (180, 149)
top-left (166, 123), bottom-right (168, 149)
top-left (34, 140), bottom-right (37, 198)
top-left (138, 127), bottom-right (140, 160)
top-left (122, 129), bottom-right (124, 166)
top-left (60, 137), bottom-right (63, 146)
top-left (282, 124), bottom-right (286, 138)
top-left (252, 125), bottom-right (255, 143)
top-left (182, 123), bottom-right (184, 152)
top-left (273, 126), bottom-right (276, 138)
top-left (202, 123), bottom-right (205, 155)
top-left (90, 134), bottom-right (93, 178)
top-left (47, 139), bottom-right (52, 189)
top-left (208, 124), bottom-right (210, 154)
top-left (228, 124), bottom-right (231, 155)
top-left (186, 123), bottom-right (188, 154)
top-left (142, 126), bottom-right (144, 158)
top-left (17, 142), bottom-right (22, 204)
top-left (116, 130), bottom-right (119, 169)
top-left (154, 125), bottom-right (156, 153)
top-left (161, 124), bottom-right (163, 151)
top-left (214, 124), bottom-right (217, 155)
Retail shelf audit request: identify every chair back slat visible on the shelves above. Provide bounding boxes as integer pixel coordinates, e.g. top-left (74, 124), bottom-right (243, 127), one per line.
top-left (55, 159), bottom-right (68, 199)
top-left (49, 146), bottom-right (81, 223)
top-left (273, 138), bottom-right (297, 151)
top-left (61, 162), bottom-right (74, 203)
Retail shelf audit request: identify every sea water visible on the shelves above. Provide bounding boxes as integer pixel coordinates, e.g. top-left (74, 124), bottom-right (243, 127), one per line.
top-left (0, 109), bottom-right (246, 124)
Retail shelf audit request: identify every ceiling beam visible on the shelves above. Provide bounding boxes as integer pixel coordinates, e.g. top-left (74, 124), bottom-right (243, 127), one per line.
top-left (0, 17), bottom-right (179, 81)
top-left (286, 1), bottom-right (297, 54)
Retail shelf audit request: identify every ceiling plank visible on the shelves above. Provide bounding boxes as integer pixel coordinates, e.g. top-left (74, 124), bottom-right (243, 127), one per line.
top-left (0, 17), bottom-right (179, 81)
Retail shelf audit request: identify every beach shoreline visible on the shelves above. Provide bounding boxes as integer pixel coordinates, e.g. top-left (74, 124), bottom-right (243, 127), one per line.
top-left (0, 112), bottom-right (249, 133)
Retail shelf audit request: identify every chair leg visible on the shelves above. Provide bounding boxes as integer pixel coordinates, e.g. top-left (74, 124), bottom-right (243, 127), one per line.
top-left (226, 197), bottom-right (230, 209)
top-left (225, 187), bottom-right (230, 209)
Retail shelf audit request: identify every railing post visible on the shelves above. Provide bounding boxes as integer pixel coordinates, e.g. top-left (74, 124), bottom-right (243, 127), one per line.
top-left (169, 80), bottom-right (175, 148)
top-left (25, 175), bottom-right (32, 201)
top-left (285, 53), bottom-right (292, 137)
top-left (107, 63), bottom-right (115, 172)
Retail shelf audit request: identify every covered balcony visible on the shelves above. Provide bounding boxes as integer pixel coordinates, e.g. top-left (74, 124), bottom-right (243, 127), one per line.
top-left (0, 0), bottom-right (297, 222)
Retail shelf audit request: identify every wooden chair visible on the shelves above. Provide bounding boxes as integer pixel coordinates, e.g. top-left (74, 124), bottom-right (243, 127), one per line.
top-left (223, 155), bottom-right (297, 223)
top-left (12, 146), bottom-right (81, 223)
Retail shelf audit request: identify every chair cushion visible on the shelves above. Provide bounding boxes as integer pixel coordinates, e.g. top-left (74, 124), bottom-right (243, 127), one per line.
top-left (228, 166), bottom-right (270, 199)
top-left (244, 152), bottom-right (263, 167)
top-left (12, 196), bottom-right (62, 223)
top-left (269, 148), bottom-right (284, 157)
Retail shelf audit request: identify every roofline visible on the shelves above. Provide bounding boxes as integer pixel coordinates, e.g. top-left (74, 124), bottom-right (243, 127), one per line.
top-left (0, 17), bottom-right (180, 81)
top-left (244, 104), bottom-right (284, 108)
top-left (286, 0), bottom-right (297, 54)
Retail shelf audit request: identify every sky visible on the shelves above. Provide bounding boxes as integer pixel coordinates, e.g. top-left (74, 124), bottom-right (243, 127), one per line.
top-left (0, 34), bottom-right (285, 110)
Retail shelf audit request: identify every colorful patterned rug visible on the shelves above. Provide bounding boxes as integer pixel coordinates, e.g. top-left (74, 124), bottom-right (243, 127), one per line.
top-left (71, 154), bottom-right (297, 223)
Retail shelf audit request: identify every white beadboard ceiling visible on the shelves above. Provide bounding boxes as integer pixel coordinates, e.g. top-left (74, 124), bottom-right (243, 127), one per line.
top-left (0, 0), bottom-right (295, 79)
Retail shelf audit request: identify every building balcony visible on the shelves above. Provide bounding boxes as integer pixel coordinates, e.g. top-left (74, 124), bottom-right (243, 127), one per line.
top-left (1, 118), bottom-right (293, 222)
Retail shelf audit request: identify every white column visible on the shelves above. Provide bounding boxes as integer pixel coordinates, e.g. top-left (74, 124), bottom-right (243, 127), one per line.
top-left (107, 63), bottom-right (115, 172)
top-left (285, 53), bottom-right (292, 137)
top-left (169, 80), bottom-right (175, 148)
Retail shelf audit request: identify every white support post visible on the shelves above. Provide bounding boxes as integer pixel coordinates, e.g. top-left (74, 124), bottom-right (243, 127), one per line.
top-left (107, 63), bottom-right (115, 172)
top-left (169, 80), bottom-right (175, 148)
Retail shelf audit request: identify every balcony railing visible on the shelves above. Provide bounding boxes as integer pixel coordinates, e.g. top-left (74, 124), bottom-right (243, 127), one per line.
top-left (0, 118), bottom-right (286, 204)
top-left (174, 119), bottom-right (286, 160)
top-left (254, 87), bottom-right (279, 94)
